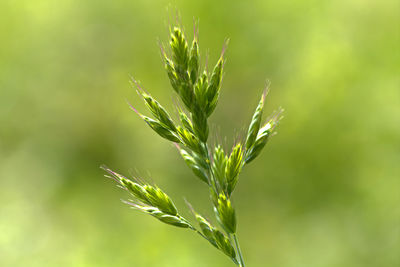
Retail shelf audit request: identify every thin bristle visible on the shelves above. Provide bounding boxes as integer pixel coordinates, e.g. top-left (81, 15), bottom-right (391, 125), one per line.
top-left (126, 100), bottom-right (144, 119)
top-left (130, 76), bottom-right (149, 94)
top-left (104, 174), bottom-right (120, 184)
top-left (157, 38), bottom-right (168, 59)
top-left (184, 198), bottom-right (196, 215)
top-left (121, 199), bottom-right (138, 208)
top-left (193, 18), bottom-right (200, 41)
top-left (221, 38), bottom-right (230, 58)
top-left (116, 185), bottom-right (127, 191)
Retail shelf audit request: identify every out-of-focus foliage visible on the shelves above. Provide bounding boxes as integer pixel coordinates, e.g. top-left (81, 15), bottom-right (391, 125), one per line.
top-left (0, 0), bottom-right (398, 266)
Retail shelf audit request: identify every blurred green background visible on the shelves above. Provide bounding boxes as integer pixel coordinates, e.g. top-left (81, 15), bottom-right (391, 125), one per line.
top-left (0, 0), bottom-right (399, 266)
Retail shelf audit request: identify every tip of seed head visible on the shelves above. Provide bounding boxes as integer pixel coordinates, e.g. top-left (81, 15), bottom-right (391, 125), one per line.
top-left (221, 38), bottom-right (230, 58)
top-left (173, 26), bottom-right (180, 35)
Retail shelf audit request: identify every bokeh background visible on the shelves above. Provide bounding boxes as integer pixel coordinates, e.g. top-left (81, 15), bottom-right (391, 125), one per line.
top-left (0, 0), bottom-right (399, 266)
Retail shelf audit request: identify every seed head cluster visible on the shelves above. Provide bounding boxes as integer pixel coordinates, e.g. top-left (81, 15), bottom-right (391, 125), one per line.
top-left (103, 24), bottom-right (282, 267)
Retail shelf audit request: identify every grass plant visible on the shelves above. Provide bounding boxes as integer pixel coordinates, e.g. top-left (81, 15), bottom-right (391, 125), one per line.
top-left (103, 23), bottom-right (283, 266)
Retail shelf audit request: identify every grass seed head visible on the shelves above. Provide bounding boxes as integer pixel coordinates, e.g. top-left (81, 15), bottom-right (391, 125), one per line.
top-left (178, 81), bottom-right (195, 110)
top-left (179, 148), bottom-right (209, 184)
top-left (205, 57), bottom-right (223, 116)
top-left (120, 178), bottom-right (151, 205)
top-left (194, 71), bottom-right (209, 109)
top-left (212, 145), bottom-right (228, 192)
top-left (164, 56), bottom-right (180, 93)
top-left (245, 108), bottom-right (283, 163)
top-left (225, 143), bottom-right (244, 195)
top-left (245, 91), bottom-right (265, 150)
top-left (104, 21), bottom-right (283, 267)
top-left (143, 185), bottom-right (179, 216)
top-left (215, 193), bottom-right (236, 234)
top-left (177, 126), bottom-right (204, 155)
top-left (189, 39), bottom-right (200, 84)
top-left (178, 110), bottom-right (195, 133)
top-left (170, 27), bottom-right (190, 77)
top-left (195, 214), bottom-right (218, 247)
top-left (214, 229), bottom-right (236, 259)
top-left (191, 207), bottom-right (236, 262)
top-left (142, 116), bottom-right (181, 143)
top-left (191, 105), bottom-right (209, 142)
top-left (138, 91), bottom-right (177, 132)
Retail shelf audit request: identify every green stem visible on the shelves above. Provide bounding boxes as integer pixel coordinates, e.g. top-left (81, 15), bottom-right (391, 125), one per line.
top-left (232, 233), bottom-right (245, 267)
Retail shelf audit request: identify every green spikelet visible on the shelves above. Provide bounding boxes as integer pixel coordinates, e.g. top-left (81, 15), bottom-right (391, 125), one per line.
top-left (212, 145), bottom-right (227, 192)
top-left (142, 116), bottom-right (180, 143)
top-left (245, 108), bottom-right (283, 164)
top-left (170, 27), bottom-right (190, 79)
top-left (245, 91), bottom-right (266, 150)
top-left (164, 57), bottom-right (180, 93)
top-left (177, 126), bottom-right (204, 155)
top-left (194, 71), bottom-right (209, 109)
top-left (143, 185), bottom-right (178, 216)
top-left (214, 229), bottom-right (236, 259)
top-left (138, 90), bottom-right (177, 132)
top-left (225, 143), bottom-right (243, 195)
top-left (189, 39), bottom-right (200, 84)
top-left (195, 214), bottom-right (218, 247)
top-left (190, 207), bottom-right (237, 263)
top-left (191, 105), bottom-right (209, 142)
top-left (179, 148), bottom-right (209, 184)
top-left (178, 110), bottom-right (195, 133)
top-left (215, 193), bottom-right (236, 234)
top-left (206, 57), bottom-right (223, 116)
top-left (120, 178), bottom-right (151, 205)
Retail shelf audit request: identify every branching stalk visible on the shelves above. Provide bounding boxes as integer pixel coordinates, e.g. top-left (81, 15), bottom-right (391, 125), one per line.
top-left (103, 21), bottom-right (282, 266)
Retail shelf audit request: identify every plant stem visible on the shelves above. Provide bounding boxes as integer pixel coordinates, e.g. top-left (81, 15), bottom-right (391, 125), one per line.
top-left (232, 233), bottom-right (245, 267)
